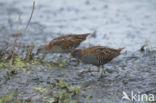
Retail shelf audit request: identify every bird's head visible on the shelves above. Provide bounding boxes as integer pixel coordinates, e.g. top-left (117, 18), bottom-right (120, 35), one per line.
top-left (37, 45), bottom-right (49, 55)
top-left (71, 49), bottom-right (82, 59)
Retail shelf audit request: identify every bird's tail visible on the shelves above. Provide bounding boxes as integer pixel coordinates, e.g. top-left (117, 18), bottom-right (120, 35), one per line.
top-left (80, 33), bottom-right (90, 37)
top-left (74, 33), bottom-right (90, 41)
top-left (118, 48), bottom-right (125, 52)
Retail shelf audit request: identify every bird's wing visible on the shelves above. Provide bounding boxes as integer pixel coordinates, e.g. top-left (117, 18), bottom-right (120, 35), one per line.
top-left (52, 39), bottom-right (81, 50)
top-left (49, 33), bottom-right (90, 44)
top-left (49, 35), bottom-right (74, 44)
top-left (83, 46), bottom-right (120, 60)
top-left (53, 35), bottom-right (73, 41)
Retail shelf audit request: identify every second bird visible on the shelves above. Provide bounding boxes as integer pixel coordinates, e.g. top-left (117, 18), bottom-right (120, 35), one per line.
top-left (37, 33), bottom-right (90, 54)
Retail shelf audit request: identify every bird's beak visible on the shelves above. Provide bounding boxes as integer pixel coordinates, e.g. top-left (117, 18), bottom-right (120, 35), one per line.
top-left (77, 59), bottom-right (80, 63)
top-left (36, 48), bottom-right (42, 55)
top-left (70, 55), bottom-right (80, 63)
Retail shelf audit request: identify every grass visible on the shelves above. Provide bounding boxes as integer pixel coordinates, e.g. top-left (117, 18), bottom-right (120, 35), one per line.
top-left (109, 88), bottom-right (118, 103)
top-left (33, 79), bottom-right (85, 103)
top-left (0, 93), bottom-right (14, 103)
top-left (0, 90), bottom-right (22, 103)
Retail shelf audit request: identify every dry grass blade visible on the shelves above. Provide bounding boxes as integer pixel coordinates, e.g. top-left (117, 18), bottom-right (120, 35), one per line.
top-left (16, 13), bottom-right (21, 36)
top-left (10, 14), bottom-right (21, 64)
top-left (23, 1), bottom-right (35, 35)
top-left (26, 43), bottom-right (35, 61)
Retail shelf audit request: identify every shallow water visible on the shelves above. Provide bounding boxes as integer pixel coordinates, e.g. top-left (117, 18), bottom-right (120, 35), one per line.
top-left (0, 0), bottom-right (156, 103)
top-left (1, 0), bottom-right (156, 50)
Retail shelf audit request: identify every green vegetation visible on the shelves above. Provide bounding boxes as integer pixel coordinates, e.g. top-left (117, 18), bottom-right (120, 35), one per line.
top-left (0, 93), bottom-right (14, 103)
top-left (34, 79), bottom-right (85, 103)
top-left (0, 92), bottom-right (23, 103)
top-left (48, 59), bottom-right (68, 68)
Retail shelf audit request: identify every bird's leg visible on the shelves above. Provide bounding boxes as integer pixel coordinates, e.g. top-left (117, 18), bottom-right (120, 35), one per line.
top-left (99, 65), bottom-right (105, 78)
top-left (79, 66), bottom-right (100, 74)
top-left (102, 65), bottom-right (105, 74)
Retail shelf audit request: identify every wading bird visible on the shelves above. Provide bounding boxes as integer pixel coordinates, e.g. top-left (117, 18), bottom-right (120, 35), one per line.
top-left (71, 46), bottom-right (124, 78)
top-left (37, 33), bottom-right (90, 55)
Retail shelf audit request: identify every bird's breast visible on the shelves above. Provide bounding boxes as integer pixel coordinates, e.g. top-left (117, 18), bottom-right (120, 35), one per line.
top-left (81, 54), bottom-right (101, 65)
top-left (50, 45), bottom-right (72, 53)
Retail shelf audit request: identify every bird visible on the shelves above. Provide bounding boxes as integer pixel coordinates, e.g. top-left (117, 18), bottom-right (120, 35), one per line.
top-left (71, 46), bottom-right (124, 78)
top-left (37, 33), bottom-right (90, 55)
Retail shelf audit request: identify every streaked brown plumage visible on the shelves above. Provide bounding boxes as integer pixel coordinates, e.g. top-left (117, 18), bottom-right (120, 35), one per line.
top-left (71, 46), bottom-right (124, 77)
top-left (37, 33), bottom-right (90, 54)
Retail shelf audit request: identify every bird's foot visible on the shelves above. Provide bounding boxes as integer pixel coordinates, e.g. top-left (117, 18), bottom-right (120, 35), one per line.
top-left (79, 69), bottom-right (92, 75)
top-left (98, 75), bottom-right (104, 81)
top-left (98, 73), bottom-right (107, 80)
top-left (78, 69), bottom-right (99, 75)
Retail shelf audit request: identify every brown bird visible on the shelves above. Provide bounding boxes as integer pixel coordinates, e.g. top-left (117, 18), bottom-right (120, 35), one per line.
top-left (37, 33), bottom-right (90, 54)
top-left (71, 46), bottom-right (124, 77)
